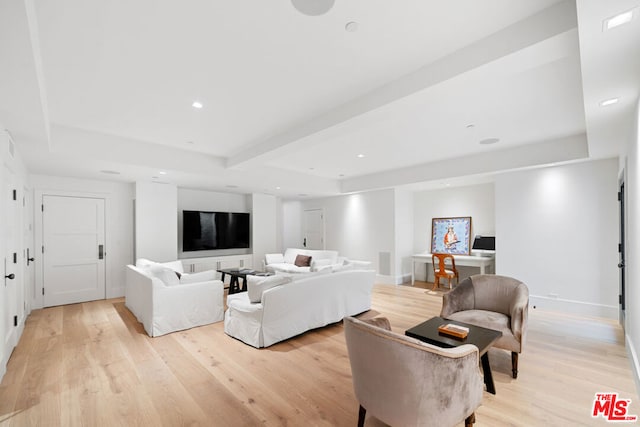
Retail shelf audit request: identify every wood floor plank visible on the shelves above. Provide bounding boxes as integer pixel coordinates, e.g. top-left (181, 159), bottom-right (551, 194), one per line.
top-left (0, 283), bottom-right (637, 426)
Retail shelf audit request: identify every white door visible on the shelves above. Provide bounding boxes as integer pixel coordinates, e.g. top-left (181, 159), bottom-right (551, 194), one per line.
top-left (303, 209), bottom-right (324, 249)
top-left (42, 195), bottom-right (106, 307)
top-left (2, 166), bottom-right (18, 359)
top-left (22, 186), bottom-right (34, 319)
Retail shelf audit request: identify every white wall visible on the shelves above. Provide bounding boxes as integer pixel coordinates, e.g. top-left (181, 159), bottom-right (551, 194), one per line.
top-left (292, 189), bottom-right (396, 282)
top-left (394, 188), bottom-right (414, 283)
top-left (412, 183), bottom-right (495, 281)
top-left (251, 193), bottom-right (278, 268)
top-left (282, 200), bottom-right (303, 250)
top-left (177, 188), bottom-right (250, 259)
top-left (624, 98), bottom-right (640, 393)
top-left (495, 159), bottom-right (619, 318)
top-left (32, 175), bottom-right (135, 301)
top-left (135, 181), bottom-right (177, 262)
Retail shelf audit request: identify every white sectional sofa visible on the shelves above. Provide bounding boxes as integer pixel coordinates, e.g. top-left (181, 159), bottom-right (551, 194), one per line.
top-left (264, 248), bottom-right (369, 274)
top-left (224, 269), bottom-right (376, 348)
top-left (125, 259), bottom-right (224, 337)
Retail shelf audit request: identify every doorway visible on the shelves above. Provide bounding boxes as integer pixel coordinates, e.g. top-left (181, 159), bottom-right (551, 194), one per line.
top-left (618, 180), bottom-right (626, 327)
top-left (302, 209), bottom-right (324, 249)
top-left (42, 195), bottom-right (106, 307)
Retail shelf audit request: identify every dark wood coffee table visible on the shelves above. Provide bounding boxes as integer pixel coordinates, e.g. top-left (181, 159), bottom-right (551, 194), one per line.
top-left (405, 316), bottom-right (502, 394)
top-left (217, 268), bottom-right (272, 294)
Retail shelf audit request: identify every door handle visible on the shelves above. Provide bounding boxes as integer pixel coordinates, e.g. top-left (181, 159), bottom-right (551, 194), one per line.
top-left (98, 245), bottom-right (104, 260)
top-left (303, 238), bottom-right (307, 248)
top-left (618, 262), bottom-right (625, 268)
top-left (27, 248), bottom-right (35, 266)
top-left (4, 274), bottom-right (15, 280)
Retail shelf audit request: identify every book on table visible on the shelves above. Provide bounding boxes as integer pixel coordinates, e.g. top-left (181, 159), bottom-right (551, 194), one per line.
top-left (438, 323), bottom-right (469, 339)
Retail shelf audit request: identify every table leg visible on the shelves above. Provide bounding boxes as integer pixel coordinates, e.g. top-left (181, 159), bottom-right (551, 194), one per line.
top-left (481, 352), bottom-right (496, 394)
top-left (411, 260), bottom-right (415, 286)
top-left (229, 276), bottom-right (239, 294)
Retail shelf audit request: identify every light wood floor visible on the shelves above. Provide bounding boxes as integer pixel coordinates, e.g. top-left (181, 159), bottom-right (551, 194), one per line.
top-left (0, 283), bottom-right (637, 426)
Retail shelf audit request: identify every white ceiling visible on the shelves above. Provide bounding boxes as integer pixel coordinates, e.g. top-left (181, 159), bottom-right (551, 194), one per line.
top-left (1, 0), bottom-right (639, 198)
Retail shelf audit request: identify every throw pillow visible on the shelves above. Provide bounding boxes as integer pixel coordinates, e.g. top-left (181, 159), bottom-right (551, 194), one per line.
top-left (294, 254), bottom-right (312, 267)
top-left (160, 260), bottom-right (184, 275)
top-left (148, 265), bottom-right (180, 286)
top-left (247, 275), bottom-right (292, 303)
top-left (310, 258), bottom-right (332, 272)
top-left (265, 253), bottom-right (285, 265)
top-left (179, 270), bottom-right (217, 284)
top-left (136, 258), bottom-right (157, 269)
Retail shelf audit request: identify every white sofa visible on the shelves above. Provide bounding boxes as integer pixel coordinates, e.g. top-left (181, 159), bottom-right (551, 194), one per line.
top-left (125, 259), bottom-right (224, 337)
top-left (224, 269), bottom-right (376, 348)
top-left (264, 248), bottom-right (369, 274)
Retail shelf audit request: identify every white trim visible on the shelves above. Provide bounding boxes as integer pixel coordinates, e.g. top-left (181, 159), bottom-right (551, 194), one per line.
top-left (529, 295), bottom-right (618, 319)
top-left (376, 274), bottom-right (411, 285)
top-left (626, 334), bottom-right (640, 398)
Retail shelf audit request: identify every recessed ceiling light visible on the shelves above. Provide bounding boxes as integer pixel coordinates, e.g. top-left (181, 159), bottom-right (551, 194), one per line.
top-left (152, 176), bottom-right (159, 179)
top-left (357, 154), bottom-right (365, 158)
top-left (99, 170), bottom-right (120, 175)
top-left (159, 171), bottom-right (167, 175)
top-left (339, 174), bottom-right (345, 177)
top-left (186, 141), bottom-right (195, 145)
top-left (309, 167), bottom-right (315, 170)
top-left (345, 22), bottom-right (359, 32)
top-left (466, 124), bottom-right (475, 129)
top-left (192, 101), bottom-right (203, 109)
top-left (291, 0), bottom-right (335, 16)
top-left (604, 10), bottom-right (634, 31)
top-left (479, 138), bottom-right (500, 145)
top-left (276, 186), bottom-right (281, 190)
top-left (600, 98), bottom-right (619, 107)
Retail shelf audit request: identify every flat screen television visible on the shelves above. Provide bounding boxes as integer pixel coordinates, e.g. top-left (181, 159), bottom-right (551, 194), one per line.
top-left (182, 210), bottom-right (250, 251)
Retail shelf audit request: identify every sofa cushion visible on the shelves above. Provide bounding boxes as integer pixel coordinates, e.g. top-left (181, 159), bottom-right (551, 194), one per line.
top-left (179, 270), bottom-right (217, 284)
top-left (247, 275), bottom-right (292, 303)
top-left (148, 265), bottom-right (180, 286)
top-left (446, 309), bottom-right (520, 352)
top-left (294, 254), bottom-right (312, 267)
top-left (310, 258), bottom-right (332, 272)
top-left (265, 253), bottom-right (285, 265)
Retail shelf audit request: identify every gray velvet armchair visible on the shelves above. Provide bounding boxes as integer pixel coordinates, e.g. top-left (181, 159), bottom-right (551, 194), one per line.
top-left (440, 274), bottom-right (529, 379)
top-left (344, 316), bottom-right (483, 427)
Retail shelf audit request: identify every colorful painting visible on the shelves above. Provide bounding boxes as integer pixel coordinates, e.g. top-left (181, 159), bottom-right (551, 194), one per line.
top-left (431, 217), bottom-right (472, 255)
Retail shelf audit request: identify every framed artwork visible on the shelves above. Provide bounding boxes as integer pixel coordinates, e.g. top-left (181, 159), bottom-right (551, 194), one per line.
top-left (431, 217), bottom-right (472, 255)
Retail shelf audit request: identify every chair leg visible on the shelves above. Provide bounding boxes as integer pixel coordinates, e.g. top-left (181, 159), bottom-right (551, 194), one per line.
top-left (358, 405), bottom-right (366, 427)
top-left (432, 277), bottom-right (439, 290)
top-left (512, 352), bottom-right (519, 379)
top-left (465, 412), bottom-right (476, 427)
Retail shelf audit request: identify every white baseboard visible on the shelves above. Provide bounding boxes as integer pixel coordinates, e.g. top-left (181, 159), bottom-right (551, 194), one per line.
top-left (529, 295), bottom-right (618, 319)
top-left (376, 274), bottom-right (411, 285)
top-left (626, 334), bottom-right (640, 399)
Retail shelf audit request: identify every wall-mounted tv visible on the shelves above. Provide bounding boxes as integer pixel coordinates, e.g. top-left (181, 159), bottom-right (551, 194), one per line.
top-left (183, 210), bottom-right (250, 251)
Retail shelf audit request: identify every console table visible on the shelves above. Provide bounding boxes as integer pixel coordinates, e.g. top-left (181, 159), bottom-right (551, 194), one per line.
top-left (411, 253), bottom-right (495, 285)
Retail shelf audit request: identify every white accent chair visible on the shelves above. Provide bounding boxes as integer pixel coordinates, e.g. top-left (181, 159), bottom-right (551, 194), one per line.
top-left (125, 259), bottom-right (224, 337)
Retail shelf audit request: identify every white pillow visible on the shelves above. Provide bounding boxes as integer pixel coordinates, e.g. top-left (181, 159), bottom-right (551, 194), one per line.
top-left (148, 265), bottom-right (180, 286)
top-left (179, 270), bottom-right (217, 284)
top-left (310, 258), bottom-right (332, 272)
top-left (265, 253), bottom-right (285, 265)
top-left (160, 260), bottom-right (184, 275)
top-left (332, 263), bottom-right (354, 273)
top-left (136, 258), bottom-right (157, 269)
top-left (247, 275), bottom-right (292, 303)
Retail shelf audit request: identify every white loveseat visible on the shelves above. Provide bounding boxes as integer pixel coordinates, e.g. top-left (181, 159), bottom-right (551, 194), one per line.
top-left (264, 248), bottom-right (369, 274)
top-left (125, 259), bottom-right (224, 337)
top-left (224, 269), bottom-right (376, 348)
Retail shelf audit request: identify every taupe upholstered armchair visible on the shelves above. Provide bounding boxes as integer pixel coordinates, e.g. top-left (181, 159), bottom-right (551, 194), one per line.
top-left (343, 316), bottom-right (483, 427)
top-left (440, 274), bottom-right (529, 379)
